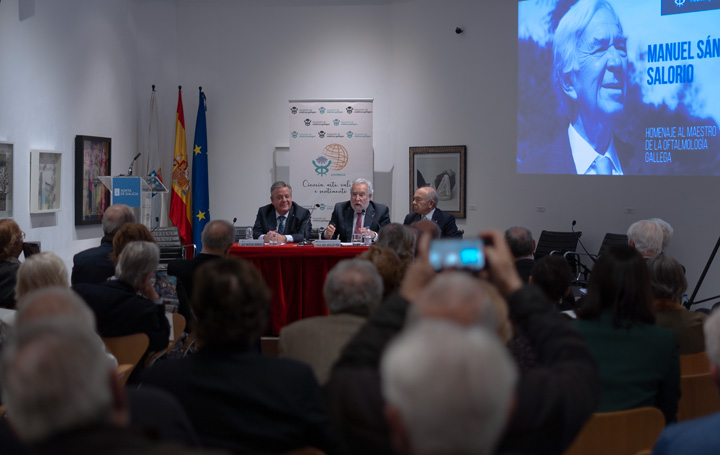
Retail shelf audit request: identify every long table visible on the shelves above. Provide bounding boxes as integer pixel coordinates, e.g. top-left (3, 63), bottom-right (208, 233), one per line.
top-left (229, 244), bottom-right (368, 334)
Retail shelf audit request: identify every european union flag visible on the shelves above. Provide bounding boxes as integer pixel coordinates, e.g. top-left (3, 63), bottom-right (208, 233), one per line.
top-left (192, 89), bottom-right (209, 251)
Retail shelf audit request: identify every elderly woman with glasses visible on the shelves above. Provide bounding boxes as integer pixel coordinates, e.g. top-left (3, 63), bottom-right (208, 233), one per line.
top-left (0, 219), bottom-right (25, 309)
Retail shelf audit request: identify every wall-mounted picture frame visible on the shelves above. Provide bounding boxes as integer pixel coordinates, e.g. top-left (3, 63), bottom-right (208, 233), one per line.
top-left (30, 150), bottom-right (62, 213)
top-left (0, 143), bottom-right (13, 218)
top-left (75, 135), bottom-right (111, 225)
top-left (409, 145), bottom-right (467, 219)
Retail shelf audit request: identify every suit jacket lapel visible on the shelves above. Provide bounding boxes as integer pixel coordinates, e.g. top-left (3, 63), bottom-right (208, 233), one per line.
top-left (343, 204), bottom-right (355, 241)
top-left (432, 209), bottom-right (441, 224)
top-left (364, 203), bottom-right (375, 229)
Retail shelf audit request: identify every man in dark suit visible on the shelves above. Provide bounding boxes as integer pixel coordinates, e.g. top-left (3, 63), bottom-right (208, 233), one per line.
top-left (168, 219), bottom-right (234, 299)
top-left (252, 181), bottom-right (312, 243)
top-left (520, 0), bottom-right (632, 175)
top-left (141, 257), bottom-right (340, 454)
top-left (323, 178), bottom-right (390, 243)
top-left (504, 226), bottom-right (536, 284)
top-left (71, 204), bottom-right (135, 285)
top-left (403, 186), bottom-right (461, 238)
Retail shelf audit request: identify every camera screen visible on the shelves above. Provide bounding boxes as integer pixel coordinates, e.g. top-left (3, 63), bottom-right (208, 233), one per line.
top-left (429, 239), bottom-right (485, 271)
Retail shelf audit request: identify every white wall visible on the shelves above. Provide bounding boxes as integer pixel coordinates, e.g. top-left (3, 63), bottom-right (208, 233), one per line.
top-left (2, 0), bottom-right (719, 306)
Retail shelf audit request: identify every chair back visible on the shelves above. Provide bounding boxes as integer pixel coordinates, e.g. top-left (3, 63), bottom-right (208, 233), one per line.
top-left (597, 233), bottom-right (629, 259)
top-left (534, 230), bottom-right (581, 261)
top-left (170, 313), bottom-right (186, 345)
top-left (102, 333), bottom-right (150, 379)
top-left (153, 226), bottom-right (195, 263)
top-left (680, 351), bottom-right (711, 376)
top-left (564, 407), bottom-right (665, 455)
top-left (261, 336), bottom-right (279, 357)
top-left (677, 372), bottom-right (720, 422)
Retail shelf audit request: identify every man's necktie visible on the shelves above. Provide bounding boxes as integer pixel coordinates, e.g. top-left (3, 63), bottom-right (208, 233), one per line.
top-left (594, 155), bottom-right (614, 175)
top-left (354, 213), bottom-right (363, 235)
top-left (421, 215), bottom-right (428, 221)
top-left (277, 216), bottom-right (286, 235)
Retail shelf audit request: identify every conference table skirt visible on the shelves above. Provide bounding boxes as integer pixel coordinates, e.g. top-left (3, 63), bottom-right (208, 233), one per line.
top-left (229, 244), bottom-right (369, 334)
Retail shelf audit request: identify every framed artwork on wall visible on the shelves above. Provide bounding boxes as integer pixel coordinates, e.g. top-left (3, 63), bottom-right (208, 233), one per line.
top-left (30, 150), bottom-right (62, 213)
top-left (74, 135), bottom-right (111, 225)
top-left (409, 145), bottom-right (467, 219)
top-left (0, 143), bottom-right (13, 218)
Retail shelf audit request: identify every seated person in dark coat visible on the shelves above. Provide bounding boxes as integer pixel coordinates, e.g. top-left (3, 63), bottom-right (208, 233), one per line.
top-left (71, 204), bottom-right (135, 285)
top-left (141, 257), bottom-right (340, 455)
top-left (403, 186), bottom-right (462, 238)
top-left (0, 219), bottom-right (24, 309)
top-left (323, 178), bottom-right (390, 243)
top-left (73, 241), bottom-right (170, 353)
top-left (0, 319), bottom-right (221, 455)
top-left (252, 181), bottom-right (312, 243)
top-left (504, 226), bottom-right (536, 284)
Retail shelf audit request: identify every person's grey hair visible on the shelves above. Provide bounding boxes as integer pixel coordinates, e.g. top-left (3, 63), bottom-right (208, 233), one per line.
top-left (0, 319), bottom-right (115, 443)
top-left (423, 186), bottom-right (439, 207)
top-left (648, 218), bottom-right (673, 252)
top-left (504, 226), bottom-right (534, 258)
top-left (647, 254), bottom-right (687, 302)
top-left (15, 287), bottom-right (96, 330)
top-left (270, 181), bottom-right (292, 196)
top-left (102, 204), bottom-right (136, 237)
top-left (408, 272), bottom-right (500, 336)
top-left (201, 219), bottom-right (235, 252)
top-left (381, 320), bottom-right (518, 455)
top-left (115, 241), bottom-right (159, 290)
top-left (15, 252), bottom-right (69, 300)
top-left (705, 311), bottom-right (720, 368)
top-left (352, 177), bottom-right (373, 195)
top-left (627, 220), bottom-right (664, 258)
top-left (553, 0), bottom-right (624, 119)
top-left (377, 223), bottom-right (416, 263)
top-left (324, 259), bottom-right (383, 315)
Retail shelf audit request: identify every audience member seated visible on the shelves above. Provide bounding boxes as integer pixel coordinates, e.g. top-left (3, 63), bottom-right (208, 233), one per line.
top-left (15, 252), bottom-right (68, 301)
top-left (326, 231), bottom-right (600, 455)
top-left (357, 246), bottom-right (405, 298)
top-left (141, 257), bottom-right (340, 454)
top-left (574, 244), bottom-right (680, 423)
top-left (530, 255), bottom-right (574, 311)
top-left (505, 226), bottom-right (536, 284)
top-left (280, 259), bottom-right (383, 384)
top-left (649, 217), bottom-right (674, 253)
top-left (648, 253), bottom-right (706, 355)
top-left (0, 219), bottom-right (24, 309)
top-left (73, 241), bottom-right (170, 353)
top-left (110, 222), bottom-right (155, 263)
top-left (0, 319), bottom-right (219, 455)
top-left (627, 219), bottom-right (664, 258)
top-left (403, 186), bottom-right (462, 238)
top-left (71, 204), bottom-right (135, 285)
top-left (654, 309), bottom-right (720, 453)
top-left (376, 223), bottom-right (416, 264)
top-left (382, 320), bottom-right (516, 455)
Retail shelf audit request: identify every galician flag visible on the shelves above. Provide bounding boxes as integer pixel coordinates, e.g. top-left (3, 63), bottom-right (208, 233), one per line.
top-left (192, 88), bottom-right (209, 250)
top-left (145, 87), bottom-right (163, 227)
top-left (169, 88), bottom-right (193, 245)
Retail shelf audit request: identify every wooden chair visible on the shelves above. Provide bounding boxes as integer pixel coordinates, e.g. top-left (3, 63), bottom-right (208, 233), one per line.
top-left (680, 352), bottom-right (711, 376)
top-left (102, 333), bottom-right (150, 380)
top-left (634, 451), bottom-right (651, 455)
top-left (564, 407), bottom-right (665, 455)
top-left (116, 364), bottom-right (134, 385)
top-left (261, 336), bottom-right (279, 357)
top-left (677, 372), bottom-right (720, 421)
top-left (145, 313), bottom-right (187, 367)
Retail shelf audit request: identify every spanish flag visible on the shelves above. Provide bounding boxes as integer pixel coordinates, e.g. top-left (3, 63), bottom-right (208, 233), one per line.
top-left (169, 88), bottom-right (193, 245)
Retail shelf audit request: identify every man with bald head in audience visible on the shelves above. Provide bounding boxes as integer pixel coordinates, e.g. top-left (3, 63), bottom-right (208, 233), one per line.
top-left (403, 186), bottom-right (462, 238)
top-left (505, 226), bottom-right (536, 284)
top-left (71, 204), bottom-right (136, 285)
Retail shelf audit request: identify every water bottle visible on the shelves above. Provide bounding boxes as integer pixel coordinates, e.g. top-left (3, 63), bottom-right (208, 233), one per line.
top-left (245, 226), bottom-right (253, 240)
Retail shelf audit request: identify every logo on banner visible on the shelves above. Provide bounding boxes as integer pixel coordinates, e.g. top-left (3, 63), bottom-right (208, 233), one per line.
top-left (346, 106), bottom-right (354, 114)
top-left (318, 131), bottom-right (326, 138)
top-left (291, 131), bottom-right (299, 138)
top-left (114, 188), bottom-right (120, 196)
top-left (333, 119), bottom-right (340, 126)
top-left (319, 107), bottom-right (326, 114)
top-left (313, 156), bottom-right (331, 176)
top-left (290, 106), bottom-right (298, 114)
top-left (304, 119), bottom-right (311, 126)
top-left (675, 0), bottom-right (685, 6)
top-left (323, 143), bottom-right (349, 171)
top-left (346, 131), bottom-right (354, 138)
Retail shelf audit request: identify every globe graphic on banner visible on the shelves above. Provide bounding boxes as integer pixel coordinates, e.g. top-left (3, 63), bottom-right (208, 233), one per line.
top-left (323, 143), bottom-right (348, 171)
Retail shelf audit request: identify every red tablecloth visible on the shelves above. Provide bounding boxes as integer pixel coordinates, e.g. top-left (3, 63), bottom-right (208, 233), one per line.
top-left (229, 244), bottom-right (368, 334)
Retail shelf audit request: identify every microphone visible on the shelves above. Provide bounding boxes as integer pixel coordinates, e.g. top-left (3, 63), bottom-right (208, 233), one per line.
top-left (232, 217), bottom-right (237, 225)
top-left (572, 220), bottom-right (596, 263)
top-left (151, 216), bottom-right (160, 233)
top-left (127, 152), bottom-right (141, 176)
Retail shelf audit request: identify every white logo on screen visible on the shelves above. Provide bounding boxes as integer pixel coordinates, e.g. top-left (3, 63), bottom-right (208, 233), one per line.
top-left (675, 0), bottom-right (685, 7)
top-left (114, 188), bottom-right (120, 196)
